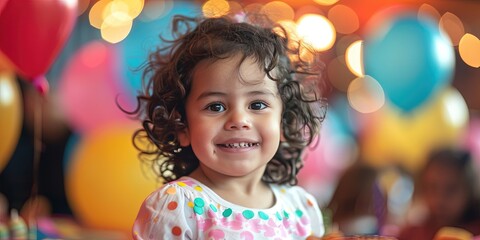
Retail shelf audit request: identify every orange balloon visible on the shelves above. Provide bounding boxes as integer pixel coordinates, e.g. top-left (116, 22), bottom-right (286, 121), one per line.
top-left (65, 124), bottom-right (160, 233)
top-left (0, 72), bottom-right (22, 173)
top-left (360, 87), bottom-right (468, 173)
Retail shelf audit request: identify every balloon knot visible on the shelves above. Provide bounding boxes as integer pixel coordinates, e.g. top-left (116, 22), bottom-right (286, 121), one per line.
top-left (32, 76), bottom-right (49, 96)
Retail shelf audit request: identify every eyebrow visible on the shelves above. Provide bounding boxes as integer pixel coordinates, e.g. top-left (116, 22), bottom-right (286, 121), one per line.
top-left (196, 90), bottom-right (277, 101)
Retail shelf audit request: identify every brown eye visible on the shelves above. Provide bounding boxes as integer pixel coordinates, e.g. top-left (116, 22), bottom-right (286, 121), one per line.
top-left (250, 101), bottom-right (267, 110)
top-left (206, 103), bottom-right (225, 112)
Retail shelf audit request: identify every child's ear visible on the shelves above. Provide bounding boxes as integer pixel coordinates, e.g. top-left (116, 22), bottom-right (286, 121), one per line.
top-left (177, 128), bottom-right (191, 147)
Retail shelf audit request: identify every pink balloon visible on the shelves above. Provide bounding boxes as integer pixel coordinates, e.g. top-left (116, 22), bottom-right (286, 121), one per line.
top-left (0, 0), bottom-right (77, 79)
top-left (297, 113), bottom-right (358, 196)
top-left (58, 41), bottom-right (134, 133)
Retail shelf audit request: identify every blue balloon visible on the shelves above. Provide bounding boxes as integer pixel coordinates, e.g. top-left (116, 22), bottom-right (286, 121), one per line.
top-left (329, 94), bottom-right (358, 137)
top-left (363, 13), bottom-right (455, 112)
top-left (119, 1), bottom-right (200, 96)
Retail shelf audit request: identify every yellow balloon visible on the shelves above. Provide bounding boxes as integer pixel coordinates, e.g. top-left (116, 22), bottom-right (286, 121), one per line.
top-left (65, 124), bottom-right (161, 233)
top-left (0, 72), bottom-right (22, 173)
top-left (360, 87), bottom-right (469, 173)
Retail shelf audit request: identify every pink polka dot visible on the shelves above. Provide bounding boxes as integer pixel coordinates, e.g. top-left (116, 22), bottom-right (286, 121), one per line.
top-left (300, 216), bottom-right (310, 225)
top-left (296, 222), bottom-right (307, 236)
top-left (207, 209), bottom-right (216, 218)
top-left (208, 229), bottom-right (225, 240)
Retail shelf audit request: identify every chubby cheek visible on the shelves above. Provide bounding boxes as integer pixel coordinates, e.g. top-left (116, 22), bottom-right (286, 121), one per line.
top-left (261, 120), bottom-right (282, 152)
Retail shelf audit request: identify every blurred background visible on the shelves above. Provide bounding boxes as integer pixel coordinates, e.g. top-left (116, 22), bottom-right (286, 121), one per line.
top-left (0, 0), bottom-right (479, 239)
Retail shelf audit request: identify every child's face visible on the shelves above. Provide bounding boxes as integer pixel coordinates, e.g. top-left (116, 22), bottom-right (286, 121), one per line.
top-left (178, 54), bottom-right (283, 179)
top-left (422, 163), bottom-right (469, 225)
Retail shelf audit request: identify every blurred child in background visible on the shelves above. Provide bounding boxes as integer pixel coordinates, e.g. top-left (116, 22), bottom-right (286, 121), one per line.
top-left (398, 148), bottom-right (480, 240)
top-left (327, 162), bottom-right (387, 236)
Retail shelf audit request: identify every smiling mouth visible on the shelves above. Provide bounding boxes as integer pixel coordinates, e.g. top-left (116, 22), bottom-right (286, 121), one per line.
top-left (218, 142), bottom-right (260, 148)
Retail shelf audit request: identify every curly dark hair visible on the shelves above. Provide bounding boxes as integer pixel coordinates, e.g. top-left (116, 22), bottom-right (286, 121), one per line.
top-left (128, 14), bottom-right (327, 185)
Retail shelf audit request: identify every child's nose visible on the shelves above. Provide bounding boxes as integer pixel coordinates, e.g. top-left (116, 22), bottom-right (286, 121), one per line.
top-left (224, 109), bottom-right (252, 130)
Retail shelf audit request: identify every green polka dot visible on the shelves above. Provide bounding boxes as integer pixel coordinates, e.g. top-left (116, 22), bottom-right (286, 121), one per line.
top-left (222, 208), bottom-right (233, 218)
top-left (258, 211), bottom-right (269, 220)
top-left (242, 210), bottom-right (254, 219)
top-left (295, 209), bottom-right (303, 218)
top-left (194, 206), bottom-right (204, 215)
top-left (283, 210), bottom-right (289, 219)
top-left (194, 198), bottom-right (204, 207)
top-left (275, 212), bottom-right (282, 220)
top-left (209, 204), bottom-right (217, 212)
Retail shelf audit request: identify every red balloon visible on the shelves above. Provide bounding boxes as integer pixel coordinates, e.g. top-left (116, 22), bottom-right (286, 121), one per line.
top-left (0, 0), bottom-right (8, 15)
top-left (0, 0), bottom-right (77, 79)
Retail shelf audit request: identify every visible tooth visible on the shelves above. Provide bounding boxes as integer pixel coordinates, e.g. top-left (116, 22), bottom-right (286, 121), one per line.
top-left (223, 142), bottom-right (258, 148)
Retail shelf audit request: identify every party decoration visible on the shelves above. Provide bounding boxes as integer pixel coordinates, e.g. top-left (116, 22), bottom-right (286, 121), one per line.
top-left (0, 0), bottom-right (77, 81)
top-left (58, 41), bottom-right (134, 133)
top-left (360, 87), bottom-right (468, 173)
top-left (65, 124), bottom-right (159, 233)
top-left (119, 1), bottom-right (199, 96)
top-left (0, 72), bottom-right (22, 173)
top-left (0, 0), bottom-right (7, 15)
top-left (363, 12), bottom-right (454, 112)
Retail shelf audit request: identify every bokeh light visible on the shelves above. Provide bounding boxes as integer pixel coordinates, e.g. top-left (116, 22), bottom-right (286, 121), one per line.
top-left (380, 169), bottom-right (414, 220)
top-left (89, 0), bottom-right (110, 29)
top-left (100, 12), bottom-right (133, 43)
top-left (294, 5), bottom-right (324, 20)
top-left (114, 0), bottom-right (144, 19)
top-left (138, 0), bottom-right (174, 22)
top-left (297, 13), bottom-right (336, 51)
top-left (459, 33), bottom-right (480, 68)
top-left (88, 0), bottom-right (143, 42)
top-left (328, 4), bottom-right (359, 34)
top-left (202, 0), bottom-right (230, 18)
top-left (313, 0), bottom-right (339, 6)
top-left (418, 3), bottom-right (441, 23)
top-left (227, 1), bottom-right (243, 16)
top-left (244, 3), bottom-right (264, 15)
top-left (439, 12), bottom-right (465, 46)
top-left (0, 73), bottom-right (14, 105)
top-left (335, 34), bottom-right (361, 57)
top-left (276, 20), bottom-right (299, 47)
top-left (345, 40), bottom-right (364, 77)
top-left (443, 87), bottom-right (469, 129)
top-left (347, 75), bottom-right (385, 113)
top-left (261, 1), bottom-right (294, 22)
top-left (327, 56), bottom-right (355, 92)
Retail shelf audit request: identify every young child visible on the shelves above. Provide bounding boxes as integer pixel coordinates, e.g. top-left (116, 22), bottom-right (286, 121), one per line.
top-left (130, 14), bottom-right (327, 239)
